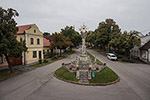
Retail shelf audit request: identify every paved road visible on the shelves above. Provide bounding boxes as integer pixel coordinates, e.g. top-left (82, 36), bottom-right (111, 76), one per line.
top-left (0, 49), bottom-right (150, 100)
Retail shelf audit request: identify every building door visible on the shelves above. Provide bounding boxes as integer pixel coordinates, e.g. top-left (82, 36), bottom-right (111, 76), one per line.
top-left (39, 51), bottom-right (42, 59)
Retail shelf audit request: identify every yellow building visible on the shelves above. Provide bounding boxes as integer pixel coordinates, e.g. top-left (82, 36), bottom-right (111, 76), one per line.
top-left (16, 24), bottom-right (44, 64)
top-left (43, 37), bottom-right (51, 56)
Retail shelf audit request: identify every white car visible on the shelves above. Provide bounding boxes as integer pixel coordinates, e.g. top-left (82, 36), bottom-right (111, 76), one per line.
top-left (106, 53), bottom-right (117, 60)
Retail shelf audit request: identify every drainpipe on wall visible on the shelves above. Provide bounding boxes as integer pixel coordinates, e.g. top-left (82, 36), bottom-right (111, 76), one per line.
top-left (25, 33), bottom-right (28, 65)
top-left (42, 35), bottom-right (43, 59)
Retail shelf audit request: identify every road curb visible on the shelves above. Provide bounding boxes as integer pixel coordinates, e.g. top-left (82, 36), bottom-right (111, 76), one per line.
top-left (53, 72), bottom-right (120, 86)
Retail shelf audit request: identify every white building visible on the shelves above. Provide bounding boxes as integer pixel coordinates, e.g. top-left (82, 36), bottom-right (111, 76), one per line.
top-left (131, 34), bottom-right (150, 63)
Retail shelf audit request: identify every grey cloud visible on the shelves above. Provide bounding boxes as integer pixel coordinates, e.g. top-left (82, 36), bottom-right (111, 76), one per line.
top-left (1, 0), bottom-right (150, 34)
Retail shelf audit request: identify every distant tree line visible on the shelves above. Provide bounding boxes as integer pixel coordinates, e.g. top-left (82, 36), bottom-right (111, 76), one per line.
top-left (44, 26), bottom-right (81, 57)
top-left (86, 18), bottom-right (141, 57)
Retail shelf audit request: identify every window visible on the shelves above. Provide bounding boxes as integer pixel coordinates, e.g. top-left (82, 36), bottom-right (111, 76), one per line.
top-left (33, 51), bottom-right (37, 58)
top-left (30, 38), bottom-right (34, 45)
top-left (20, 37), bottom-right (22, 41)
top-left (34, 29), bottom-right (36, 33)
top-left (47, 50), bottom-right (49, 53)
top-left (43, 50), bottom-right (45, 55)
top-left (37, 38), bottom-right (40, 45)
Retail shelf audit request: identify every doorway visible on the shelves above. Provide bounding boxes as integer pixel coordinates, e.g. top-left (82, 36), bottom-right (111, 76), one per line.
top-left (39, 51), bottom-right (42, 59)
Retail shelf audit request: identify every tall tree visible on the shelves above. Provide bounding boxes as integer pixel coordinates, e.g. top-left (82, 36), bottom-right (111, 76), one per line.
top-left (122, 30), bottom-right (141, 58)
top-left (50, 33), bottom-right (73, 56)
top-left (61, 26), bottom-right (81, 48)
top-left (86, 31), bottom-right (96, 47)
top-left (109, 32), bottom-right (125, 54)
top-left (0, 7), bottom-right (27, 72)
top-left (94, 19), bottom-right (121, 50)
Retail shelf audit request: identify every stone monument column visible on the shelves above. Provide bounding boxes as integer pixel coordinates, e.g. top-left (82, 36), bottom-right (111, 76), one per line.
top-left (80, 24), bottom-right (88, 55)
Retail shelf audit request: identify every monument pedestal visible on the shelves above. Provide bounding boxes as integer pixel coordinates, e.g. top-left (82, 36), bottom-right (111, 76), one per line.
top-left (63, 24), bottom-right (105, 82)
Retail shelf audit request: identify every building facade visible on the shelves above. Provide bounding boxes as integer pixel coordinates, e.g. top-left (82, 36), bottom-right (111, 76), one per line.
top-left (17, 24), bottom-right (44, 64)
top-left (43, 37), bottom-right (51, 58)
top-left (131, 34), bottom-right (150, 63)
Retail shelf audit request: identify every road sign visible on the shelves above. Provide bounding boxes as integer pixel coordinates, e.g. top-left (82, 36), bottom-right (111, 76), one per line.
top-left (92, 72), bottom-right (95, 78)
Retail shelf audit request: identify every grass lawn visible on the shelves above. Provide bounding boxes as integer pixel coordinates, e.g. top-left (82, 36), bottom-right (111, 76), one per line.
top-left (88, 52), bottom-right (119, 84)
top-left (63, 50), bottom-right (75, 55)
top-left (55, 67), bottom-right (78, 82)
top-left (32, 58), bottom-right (62, 67)
top-left (32, 50), bottom-right (74, 67)
top-left (87, 52), bottom-right (103, 64)
top-left (117, 56), bottom-right (141, 63)
top-left (92, 48), bottom-right (106, 56)
top-left (54, 51), bottom-right (119, 84)
top-left (0, 69), bottom-right (20, 81)
top-left (89, 67), bottom-right (118, 84)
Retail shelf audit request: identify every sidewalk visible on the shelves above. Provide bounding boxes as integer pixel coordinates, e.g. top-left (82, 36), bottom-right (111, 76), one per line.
top-left (0, 63), bottom-right (36, 73)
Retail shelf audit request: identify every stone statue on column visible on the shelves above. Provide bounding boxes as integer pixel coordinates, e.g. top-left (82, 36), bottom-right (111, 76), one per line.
top-left (79, 24), bottom-right (88, 55)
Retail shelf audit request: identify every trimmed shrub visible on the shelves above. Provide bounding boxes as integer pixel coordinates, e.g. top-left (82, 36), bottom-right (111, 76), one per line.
top-left (43, 59), bottom-right (48, 63)
top-left (39, 59), bottom-right (42, 64)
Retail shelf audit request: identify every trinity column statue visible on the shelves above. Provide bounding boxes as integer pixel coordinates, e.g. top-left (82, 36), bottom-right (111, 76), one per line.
top-left (79, 24), bottom-right (88, 55)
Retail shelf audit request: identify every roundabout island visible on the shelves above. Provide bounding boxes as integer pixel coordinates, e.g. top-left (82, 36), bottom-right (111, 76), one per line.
top-left (54, 25), bottom-right (120, 86)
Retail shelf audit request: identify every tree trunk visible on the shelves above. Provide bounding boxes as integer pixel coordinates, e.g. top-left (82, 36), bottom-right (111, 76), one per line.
top-left (51, 49), bottom-right (53, 55)
top-left (126, 49), bottom-right (131, 59)
top-left (108, 44), bottom-right (110, 52)
top-left (4, 54), bottom-right (13, 73)
top-left (51, 49), bottom-right (54, 57)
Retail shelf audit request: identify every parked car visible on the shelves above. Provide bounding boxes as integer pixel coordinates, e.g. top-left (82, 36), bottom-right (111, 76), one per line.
top-left (106, 53), bottom-right (117, 61)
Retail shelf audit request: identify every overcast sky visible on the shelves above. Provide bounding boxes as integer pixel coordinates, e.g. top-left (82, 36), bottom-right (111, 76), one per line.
top-left (1, 0), bottom-right (150, 34)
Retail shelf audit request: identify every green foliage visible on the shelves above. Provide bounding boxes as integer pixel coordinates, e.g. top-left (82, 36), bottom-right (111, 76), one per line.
top-left (87, 52), bottom-right (103, 64)
top-left (87, 18), bottom-right (121, 50)
top-left (123, 30), bottom-right (141, 56)
top-left (87, 18), bottom-right (141, 57)
top-left (119, 57), bottom-right (135, 63)
top-left (89, 67), bottom-right (118, 83)
top-left (63, 50), bottom-right (74, 55)
top-left (43, 59), bottom-right (48, 63)
top-left (32, 59), bottom-right (53, 67)
top-left (38, 59), bottom-right (42, 64)
top-left (88, 52), bottom-right (118, 84)
top-left (61, 26), bottom-right (81, 47)
top-left (0, 7), bottom-right (27, 72)
top-left (52, 56), bottom-right (58, 60)
top-left (50, 33), bottom-right (73, 56)
top-left (55, 67), bottom-right (78, 82)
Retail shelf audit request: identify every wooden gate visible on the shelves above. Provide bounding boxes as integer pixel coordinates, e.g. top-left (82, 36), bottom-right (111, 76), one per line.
top-left (8, 57), bottom-right (22, 66)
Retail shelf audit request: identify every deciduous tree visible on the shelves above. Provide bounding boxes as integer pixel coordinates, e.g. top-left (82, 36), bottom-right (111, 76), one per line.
top-left (0, 7), bottom-right (27, 72)
top-left (61, 26), bottom-right (81, 48)
top-left (50, 33), bottom-right (73, 56)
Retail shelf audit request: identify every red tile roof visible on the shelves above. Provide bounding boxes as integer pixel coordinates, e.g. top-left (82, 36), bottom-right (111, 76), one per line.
top-left (43, 37), bottom-right (51, 47)
top-left (17, 24), bottom-right (33, 34)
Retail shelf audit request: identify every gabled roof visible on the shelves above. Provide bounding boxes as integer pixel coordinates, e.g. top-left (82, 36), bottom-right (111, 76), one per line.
top-left (140, 40), bottom-right (150, 50)
top-left (43, 35), bottom-right (52, 41)
top-left (43, 37), bottom-right (51, 47)
top-left (17, 24), bottom-right (34, 34)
